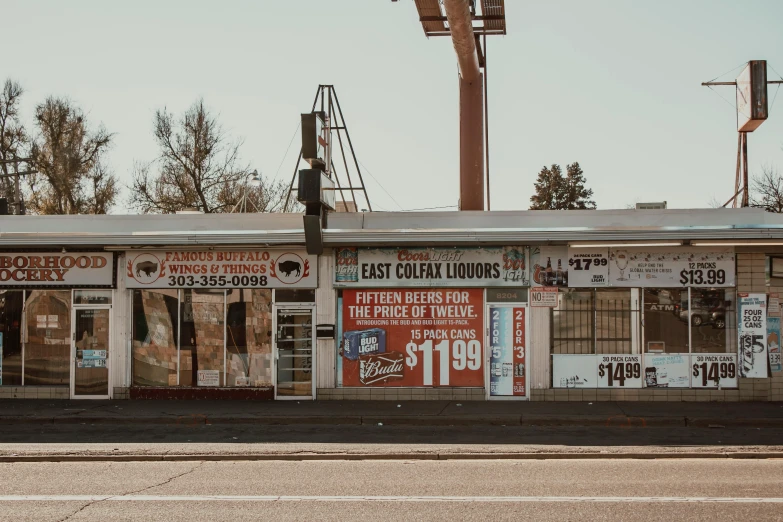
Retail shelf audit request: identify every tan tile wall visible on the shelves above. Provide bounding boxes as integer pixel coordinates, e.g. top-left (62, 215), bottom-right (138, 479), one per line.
top-left (318, 388), bottom-right (486, 401)
top-left (0, 386), bottom-right (69, 399)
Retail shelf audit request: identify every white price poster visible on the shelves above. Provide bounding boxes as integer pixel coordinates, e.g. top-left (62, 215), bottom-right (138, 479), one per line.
top-left (597, 355), bottom-right (642, 388)
top-left (608, 248), bottom-right (735, 288)
top-left (738, 293), bottom-right (768, 378)
top-left (566, 248), bottom-right (609, 287)
top-left (644, 354), bottom-right (690, 388)
top-left (552, 355), bottom-right (597, 388)
top-left (691, 354), bottom-right (738, 388)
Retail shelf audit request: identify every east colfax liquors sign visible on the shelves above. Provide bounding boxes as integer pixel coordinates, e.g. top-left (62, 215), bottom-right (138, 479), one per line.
top-left (334, 247), bottom-right (529, 287)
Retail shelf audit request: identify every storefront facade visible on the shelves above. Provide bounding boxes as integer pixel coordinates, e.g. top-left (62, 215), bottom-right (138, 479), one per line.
top-left (1, 209), bottom-right (782, 401)
top-left (330, 246), bottom-right (530, 400)
top-left (0, 251), bottom-right (116, 399)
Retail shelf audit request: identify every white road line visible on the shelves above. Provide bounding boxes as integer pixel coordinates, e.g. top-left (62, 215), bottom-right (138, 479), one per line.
top-left (0, 495), bottom-right (781, 503)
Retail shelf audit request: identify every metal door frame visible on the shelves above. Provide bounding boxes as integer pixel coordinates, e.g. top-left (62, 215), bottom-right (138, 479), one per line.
top-left (70, 304), bottom-right (112, 399)
top-left (484, 303), bottom-right (530, 401)
top-left (272, 304), bottom-right (316, 400)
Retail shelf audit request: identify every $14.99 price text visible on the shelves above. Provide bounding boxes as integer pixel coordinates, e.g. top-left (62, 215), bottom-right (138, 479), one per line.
top-left (692, 361), bottom-right (736, 387)
top-left (598, 361), bottom-right (641, 387)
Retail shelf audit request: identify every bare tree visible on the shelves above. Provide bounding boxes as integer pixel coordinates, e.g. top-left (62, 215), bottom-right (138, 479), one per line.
top-left (223, 175), bottom-right (302, 213)
top-left (750, 165), bottom-right (783, 213)
top-left (27, 97), bottom-right (117, 214)
top-left (0, 79), bottom-right (28, 212)
top-left (131, 99), bottom-right (291, 214)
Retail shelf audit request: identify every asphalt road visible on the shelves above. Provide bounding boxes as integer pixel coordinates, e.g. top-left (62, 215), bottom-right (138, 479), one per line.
top-left (2, 423), bottom-right (783, 447)
top-left (1, 459), bottom-right (782, 521)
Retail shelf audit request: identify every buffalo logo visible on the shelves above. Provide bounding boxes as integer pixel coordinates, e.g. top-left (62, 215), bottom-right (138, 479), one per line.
top-left (127, 253), bottom-right (166, 284)
top-left (270, 253), bottom-right (310, 285)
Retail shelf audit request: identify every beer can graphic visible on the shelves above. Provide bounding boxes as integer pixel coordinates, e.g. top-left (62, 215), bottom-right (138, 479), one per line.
top-left (343, 328), bottom-right (387, 361)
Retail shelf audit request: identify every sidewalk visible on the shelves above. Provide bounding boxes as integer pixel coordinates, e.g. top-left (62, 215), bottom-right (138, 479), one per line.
top-left (1, 400), bottom-right (782, 428)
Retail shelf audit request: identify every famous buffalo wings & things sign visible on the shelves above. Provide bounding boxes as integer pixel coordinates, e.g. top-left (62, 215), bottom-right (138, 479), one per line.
top-left (341, 289), bottom-right (484, 387)
top-left (0, 253), bottom-right (113, 287)
top-left (334, 247), bottom-right (528, 287)
top-left (125, 250), bottom-right (317, 288)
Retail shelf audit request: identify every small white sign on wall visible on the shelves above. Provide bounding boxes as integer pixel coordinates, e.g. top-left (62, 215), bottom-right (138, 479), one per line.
top-left (197, 370), bottom-right (220, 387)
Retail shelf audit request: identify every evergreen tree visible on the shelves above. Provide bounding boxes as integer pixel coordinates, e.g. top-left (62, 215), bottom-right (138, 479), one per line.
top-left (529, 162), bottom-right (596, 210)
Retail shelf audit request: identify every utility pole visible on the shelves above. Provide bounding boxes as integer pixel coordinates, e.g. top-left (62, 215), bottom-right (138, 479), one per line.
top-left (0, 157), bottom-right (37, 215)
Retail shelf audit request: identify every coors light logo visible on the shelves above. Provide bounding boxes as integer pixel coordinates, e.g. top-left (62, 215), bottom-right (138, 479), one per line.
top-left (359, 352), bottom-right (405, 385)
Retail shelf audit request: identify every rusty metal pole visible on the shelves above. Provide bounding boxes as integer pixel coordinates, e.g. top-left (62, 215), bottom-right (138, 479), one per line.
top-left (741, 132), bottom-right (749, 207)
top-left (443, 0), bottom-right (484, 211)
top-left (459, 74), bottom-right (485, 211)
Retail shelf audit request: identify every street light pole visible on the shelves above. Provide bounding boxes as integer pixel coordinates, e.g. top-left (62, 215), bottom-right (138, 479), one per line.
top-left (231, 170), bottom-right (262, 213)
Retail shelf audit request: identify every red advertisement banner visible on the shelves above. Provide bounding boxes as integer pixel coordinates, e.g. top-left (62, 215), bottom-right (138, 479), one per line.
top-left (341, 288), bottom-right (485, 387)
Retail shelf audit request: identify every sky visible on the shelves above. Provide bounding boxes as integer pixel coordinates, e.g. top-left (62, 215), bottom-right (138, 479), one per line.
top-left (3, 0), bottom-right (783, 213)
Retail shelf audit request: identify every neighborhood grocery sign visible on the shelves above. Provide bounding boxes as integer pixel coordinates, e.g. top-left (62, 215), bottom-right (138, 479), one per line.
top-left (125, 250), bottom-right (317, 288)
top-left (334, 247), bottom-right (529, 287)
top-left (0, 252), bottom-right (113, 287)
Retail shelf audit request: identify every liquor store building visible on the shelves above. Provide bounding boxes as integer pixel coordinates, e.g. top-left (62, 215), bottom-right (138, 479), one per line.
top-left (321, 208), bottom-right (783, 402)
top-left (1, 208), bottom-right (783, 402)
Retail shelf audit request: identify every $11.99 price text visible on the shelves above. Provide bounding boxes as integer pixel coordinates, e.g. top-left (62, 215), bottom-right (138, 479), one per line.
top-left (405, 339), bottom-right (481, 386)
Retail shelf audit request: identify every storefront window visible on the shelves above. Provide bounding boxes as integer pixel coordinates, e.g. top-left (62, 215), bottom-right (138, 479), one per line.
top-left (691, 289), bottom-right (736, 354)
top-left (132, 289), bottom-right (178, 386)
top-left (226, 289), bottom-right (273, 387)
top-left (595, 289), bottom-right (633, 354)
top-left (179, 289), bottom-right (225, 387)
top-left (552, 289), bottom-right (594, 354)
top-left (552, 289), bottom-right (634, 354)
top-left (0, 290), bottom-right (24, 386)
top-left (643, 289), bottom-right (688, 353)
top-left (23, 290), bottom-right (71, 386)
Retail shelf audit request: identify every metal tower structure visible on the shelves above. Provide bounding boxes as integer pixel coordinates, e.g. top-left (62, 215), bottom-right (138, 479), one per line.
top-left (285, 85), bottom-right (372, 213)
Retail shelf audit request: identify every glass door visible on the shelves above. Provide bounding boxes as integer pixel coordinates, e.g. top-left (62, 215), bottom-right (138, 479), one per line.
top-left (273, 306), bottom-right (314, 399)
top-left (71, 307), bottom-right (110, 398)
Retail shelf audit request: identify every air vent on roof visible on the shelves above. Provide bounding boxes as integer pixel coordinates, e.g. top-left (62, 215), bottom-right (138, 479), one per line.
top-left (636, 202), bottom-right (667, 210)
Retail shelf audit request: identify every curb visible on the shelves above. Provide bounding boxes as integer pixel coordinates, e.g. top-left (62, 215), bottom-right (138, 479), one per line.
top-left (0, 451), bottom-right (782, 463)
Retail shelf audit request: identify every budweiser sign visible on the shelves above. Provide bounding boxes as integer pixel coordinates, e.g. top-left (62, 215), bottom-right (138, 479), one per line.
top-left (359, 352), bottom-right (405, 385)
